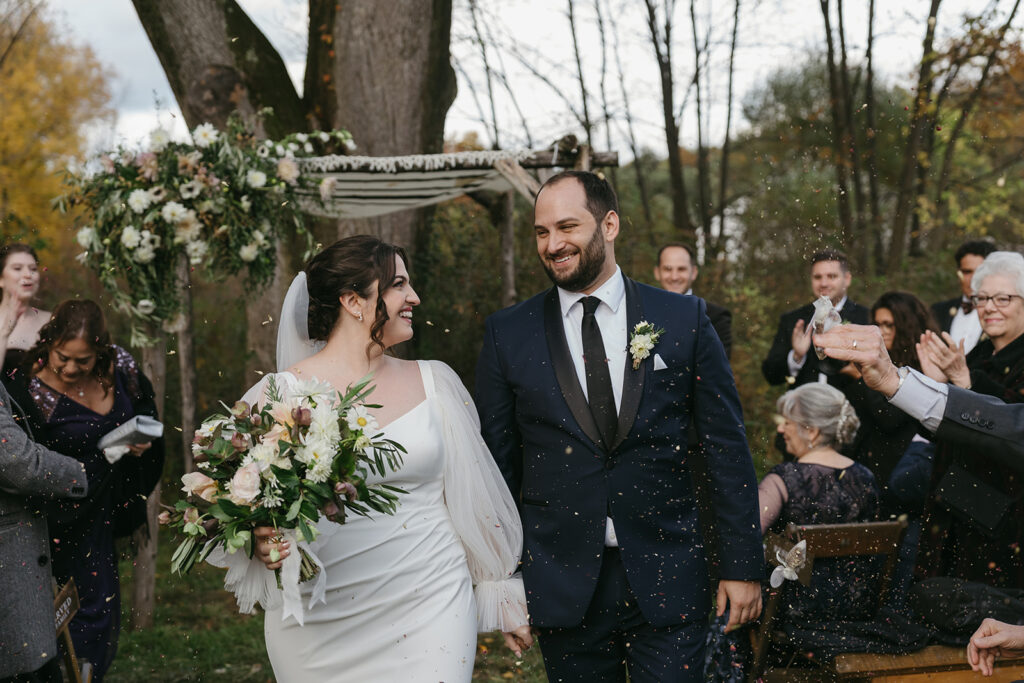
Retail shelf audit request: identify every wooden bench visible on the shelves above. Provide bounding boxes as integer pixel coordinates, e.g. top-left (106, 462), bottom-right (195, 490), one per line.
top-left (749, 521), bottom-right (1024, 682)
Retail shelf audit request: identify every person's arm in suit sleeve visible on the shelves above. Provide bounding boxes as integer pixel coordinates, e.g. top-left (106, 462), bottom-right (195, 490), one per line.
top-left (0, 388), bottom-right (87, 499)
top-left (712, 306), bottom-right (732, 360)
top-left (475, 317), bottom-right (524, 500)
top-left (762, 313), bottom-right (794, 385)
top-left (691, 300), bottom-right (764, 626)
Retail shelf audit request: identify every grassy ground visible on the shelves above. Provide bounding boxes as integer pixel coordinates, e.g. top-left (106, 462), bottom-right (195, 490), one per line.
top-left (105, 529), bottom-right (547, 682)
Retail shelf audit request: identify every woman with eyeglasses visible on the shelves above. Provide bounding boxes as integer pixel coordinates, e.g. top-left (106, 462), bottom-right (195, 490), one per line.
top-left (843, 291), bottom-right (939, 515)
top-left (915, 251), bottom-right (1024, 589)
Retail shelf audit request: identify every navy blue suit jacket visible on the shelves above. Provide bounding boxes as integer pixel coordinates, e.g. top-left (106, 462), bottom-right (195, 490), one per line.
top-left (475, 276), bottom-right (763, 629)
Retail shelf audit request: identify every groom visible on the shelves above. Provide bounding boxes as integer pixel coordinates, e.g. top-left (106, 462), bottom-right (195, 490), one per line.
top-left (476, 171), bottom-right (763, 681)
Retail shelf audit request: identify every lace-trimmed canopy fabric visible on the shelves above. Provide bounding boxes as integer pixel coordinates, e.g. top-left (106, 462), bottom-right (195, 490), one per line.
top-left (292, 147), bottom-right (619, 219)
top-left (294, 150), bottom-right (531, 219)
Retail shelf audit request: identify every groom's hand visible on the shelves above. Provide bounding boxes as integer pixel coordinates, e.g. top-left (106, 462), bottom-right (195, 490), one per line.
top-left (717, 579), bottom-right (762, 633)
top-left (502, 624), bottom-right (534, 659)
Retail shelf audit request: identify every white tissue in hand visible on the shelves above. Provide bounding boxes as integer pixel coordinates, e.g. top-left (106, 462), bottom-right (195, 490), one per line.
top-left (811, 296), bottom-right (842, 360)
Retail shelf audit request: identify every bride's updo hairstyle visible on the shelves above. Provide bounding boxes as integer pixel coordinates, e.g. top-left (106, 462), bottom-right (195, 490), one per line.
top-left (776, 383), bottom-right (860, 449)
top-left (305, 235), bottom-right (409, 352)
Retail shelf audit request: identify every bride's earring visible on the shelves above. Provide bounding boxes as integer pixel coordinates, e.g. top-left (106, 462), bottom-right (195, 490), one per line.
top-left (357, 311), bottom-right (364, 322)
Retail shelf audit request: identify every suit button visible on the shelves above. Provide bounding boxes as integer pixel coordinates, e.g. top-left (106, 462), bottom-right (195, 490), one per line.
top-left (37, 555), bottom-right (48, 567)
top-left (961, 413), bottom-right (970, 421)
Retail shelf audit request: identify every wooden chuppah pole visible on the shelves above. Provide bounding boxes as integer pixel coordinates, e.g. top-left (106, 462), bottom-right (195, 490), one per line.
top-left (129, 335), bottom-right (166, 630)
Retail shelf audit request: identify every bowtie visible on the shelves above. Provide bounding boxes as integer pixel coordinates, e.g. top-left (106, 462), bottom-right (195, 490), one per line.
top-left (961, 300), bottom-right (974, 314)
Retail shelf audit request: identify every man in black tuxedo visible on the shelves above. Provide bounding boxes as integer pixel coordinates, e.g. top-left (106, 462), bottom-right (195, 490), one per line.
top-left (761, 248), bottom-right (869, 390)
top-left (475, 171), bottom-right (762, 682)
top-left (653, 243), bottom-right (732, 359)
top-left (930, 239), bottom-right (996, 354)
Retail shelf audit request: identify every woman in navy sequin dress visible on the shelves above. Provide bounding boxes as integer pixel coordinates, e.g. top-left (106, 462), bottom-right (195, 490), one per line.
top-left (8, 300), bottom-right (164, 682)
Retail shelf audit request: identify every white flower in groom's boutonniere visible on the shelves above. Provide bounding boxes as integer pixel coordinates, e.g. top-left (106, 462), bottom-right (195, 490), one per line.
top-left (629, 321), bottom-right (665, 370)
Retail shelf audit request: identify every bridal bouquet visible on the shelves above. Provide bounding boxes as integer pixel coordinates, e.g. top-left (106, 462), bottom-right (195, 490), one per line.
top-left (165, 375), bottom-right (405, 586)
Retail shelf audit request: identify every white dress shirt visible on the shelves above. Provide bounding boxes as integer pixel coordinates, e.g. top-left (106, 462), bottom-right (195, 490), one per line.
top-left (949, 300), bottom-right (983, 354)
top-left (888, 368), bottom-right (949, 434)
top-left (557, 266), bottom-right (627, 546)
top-left (788, 296), bottom-right (848, 382)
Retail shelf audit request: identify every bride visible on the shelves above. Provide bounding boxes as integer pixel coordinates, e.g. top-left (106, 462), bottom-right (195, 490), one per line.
top-left (224, 235), bottom-right (531, 681)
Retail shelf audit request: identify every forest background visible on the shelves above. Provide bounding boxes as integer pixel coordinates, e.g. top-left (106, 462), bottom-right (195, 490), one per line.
top-left (2, 0), bottom-right (1023, 679)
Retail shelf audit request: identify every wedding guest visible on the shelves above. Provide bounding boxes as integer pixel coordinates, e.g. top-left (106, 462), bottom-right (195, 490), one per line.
top-left (930, 239), bottom-right (996, 354)
top-left (844, 291), bottom-right (939, 512)
top-left (914, 251), bottom-right (1024, 589)
top-left (760, 384), bottom-right (880, 620)
top-left (6, 300), bottom-right (165, 683)
top-left (653, 242), bottom-right (732, 358)
top-left (0, 381), bottom-right (87, 683)
top-left (0, 243), bottom-right (50, 377)
top-left (762, 249), bottom-right (869, 390)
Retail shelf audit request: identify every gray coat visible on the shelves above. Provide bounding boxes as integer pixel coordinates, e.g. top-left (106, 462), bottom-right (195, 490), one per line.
top-left (0, 381), bottom-right (87, 678)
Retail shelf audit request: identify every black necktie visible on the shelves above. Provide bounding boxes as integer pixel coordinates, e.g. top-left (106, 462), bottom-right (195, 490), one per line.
top-left (961, 299), bottom-right (974, 314)
top-left (581, 296), bottom-right (617, 448)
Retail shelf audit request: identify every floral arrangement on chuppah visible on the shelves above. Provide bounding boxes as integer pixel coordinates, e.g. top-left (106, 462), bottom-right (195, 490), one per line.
top-left (59, 113), bottom-right (355, 346)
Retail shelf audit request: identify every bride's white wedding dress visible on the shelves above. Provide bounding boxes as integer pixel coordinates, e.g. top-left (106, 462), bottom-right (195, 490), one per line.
top-left (214, 360), bottom-right (527, 682)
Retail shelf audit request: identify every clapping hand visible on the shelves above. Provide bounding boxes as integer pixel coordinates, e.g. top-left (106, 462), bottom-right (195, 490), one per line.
top-left (791, 319), bottom-right (813, 363)
top-left (917, 330), bottom-right (970, 388)
top-left (968, 618), bottom-right (1024, 676)
top-left (502, 624), bottom-right (534, 658)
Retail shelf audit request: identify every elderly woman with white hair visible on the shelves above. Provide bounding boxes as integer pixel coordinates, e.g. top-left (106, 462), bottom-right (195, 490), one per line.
top-left (760, 383), bottom-right (877, 535)
top-left (914, 251), bottom-right (1024, 588)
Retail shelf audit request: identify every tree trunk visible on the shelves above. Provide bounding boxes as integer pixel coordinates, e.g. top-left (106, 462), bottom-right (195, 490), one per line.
top-left (864, 0), bottom-right (883, 273)
top-left (887, 0), bottom-right (942, 276)
top-left (329, 0), bottom-right (456, 250)
top-left (128, 336), bottom-right (166, 631)
top-left (644, 0), bottom-right (695, 242)
top-left (714, 0), bottom-right (740, 262)
top-left (820, 0), bottom-right (854, 236)
top-left (176, 254), bottom-right (196, 473)
top-left (836, 0), bottom-right (867, 247)
top-left (689, 0), bottom-right (712, 241)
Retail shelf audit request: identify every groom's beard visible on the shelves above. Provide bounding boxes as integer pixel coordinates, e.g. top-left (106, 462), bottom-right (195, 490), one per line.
top-left (542, 226), bottom-right (607, 292)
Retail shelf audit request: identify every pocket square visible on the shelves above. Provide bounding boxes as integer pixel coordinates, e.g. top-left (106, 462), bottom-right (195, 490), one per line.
top-left (653, 353), bottom-right (668, 371)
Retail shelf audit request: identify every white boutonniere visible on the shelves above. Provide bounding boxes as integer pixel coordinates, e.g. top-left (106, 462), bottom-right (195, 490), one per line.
top-left (629, 321), bottom-right (665, 370)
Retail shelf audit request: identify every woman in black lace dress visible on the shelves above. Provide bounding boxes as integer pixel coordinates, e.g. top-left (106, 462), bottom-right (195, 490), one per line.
top-left (760, 383), bottom-right (880, 619)
top-left (705, 384), bottom-right (879, 680)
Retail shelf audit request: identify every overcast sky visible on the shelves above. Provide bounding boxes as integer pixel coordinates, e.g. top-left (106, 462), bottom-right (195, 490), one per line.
top-left (46, 0), bottom-right (1012, 159)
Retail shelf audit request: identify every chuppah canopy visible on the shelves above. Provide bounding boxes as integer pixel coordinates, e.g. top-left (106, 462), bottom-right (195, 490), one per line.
top-left (295, 147), bottom-right (618, 218)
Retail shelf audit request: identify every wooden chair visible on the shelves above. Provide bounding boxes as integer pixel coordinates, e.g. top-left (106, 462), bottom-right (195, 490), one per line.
top-left (53, 578), bottom-right (92, 683)
top-left (747, 520), bottom-right (908, 683)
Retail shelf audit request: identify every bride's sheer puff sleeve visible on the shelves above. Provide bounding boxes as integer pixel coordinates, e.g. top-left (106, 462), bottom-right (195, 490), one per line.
top-left (428, 361), bottom-right (529, 633)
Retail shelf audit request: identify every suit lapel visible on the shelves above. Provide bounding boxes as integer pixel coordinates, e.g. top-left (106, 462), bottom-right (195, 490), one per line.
top-left (543, 288), bottom-right (604, 450)
top-left (611, 277), bottom-right (645, 453)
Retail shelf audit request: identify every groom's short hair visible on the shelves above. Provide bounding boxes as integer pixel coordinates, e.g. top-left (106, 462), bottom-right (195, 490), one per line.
top-left (536, 170), bottom-right (618, 226)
